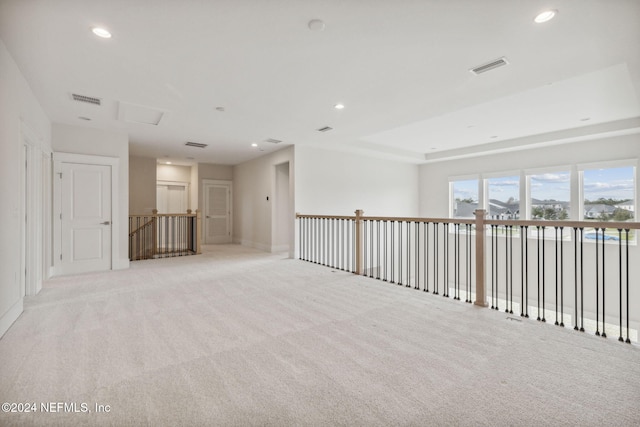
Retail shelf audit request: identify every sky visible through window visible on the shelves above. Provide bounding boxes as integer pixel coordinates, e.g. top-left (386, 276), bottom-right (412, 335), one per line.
top-left (530, 172), bottom-right (570, 202)
top-left (487, 176), bottom-right (519, 202)
top-left (452, 179), bottom-right (478, 202)
top-left (583, 166), bottom-right (634, 202)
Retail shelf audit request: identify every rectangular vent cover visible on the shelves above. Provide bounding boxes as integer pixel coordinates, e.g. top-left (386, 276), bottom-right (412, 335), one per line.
top-left (71, 93), bottom-right (101, 105)
top-left (317, 126), bottom-right (333, 132)
top-left (470, 57), bottom-right (509, 75)
top-left (265, 138), bottom-right (282, 144)
top-left (185, 141), bottom-right (208, 148)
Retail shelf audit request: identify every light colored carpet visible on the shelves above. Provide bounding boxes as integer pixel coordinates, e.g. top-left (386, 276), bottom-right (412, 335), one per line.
top-left (0, 244), bottom-right (638, 426)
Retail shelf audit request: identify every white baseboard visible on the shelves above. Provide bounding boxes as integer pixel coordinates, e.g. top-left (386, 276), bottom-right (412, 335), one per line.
top-left (270, 244), bottom-right (290, 253)
top-left (0, 298), bottom-right (23, 339)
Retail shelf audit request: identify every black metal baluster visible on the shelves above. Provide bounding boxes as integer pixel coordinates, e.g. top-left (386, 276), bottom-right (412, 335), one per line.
top-left (560, 227), bottom-right (564, 327)
top-left (455, 223), bottom-right (460, 300)
top-left (580, 228), bottom-right (585, 332)
top-left (536, 226), bottom-right (541, 321)
top-left (398, 221), bottom-right (403, 286)
top-left (618, 228), bottom-right (623, 342)
top-left (383, 221), bottom-right (388, 282)
top-left (370, 219), bottom-right (375, 278)
top-left (524, 226), bottom-right (529, 317)
top-left (625, 229), bottom-right (630, 343)
top-left (573, 228), bottom-right (578, 330)
top-left (443, 223), bottom-right (448, 297)
top-left (595, 228), bottom-right (600, 336)
top-left (424, 221), bottom-right (429, 293)
top-left (541, 226), bottom-right (546, 322)
top-left (434, 223), bottom-right (439, 295)
top-left (406, 221), bottom-right (411, 288)
top-left (390, 221), bottom-right (395, 283)
top-left (375, 220), bottom-right (380, 279)
top-left (415, 222), bottom-right (420, 290)
top-left (505, 225), bottom-right (509, 313)
top-left (466, 223), bottom-right (471, 303)
top-left (491, 225), bottom-right (495, 309)
top-left (520, 226), bottom-right (525, 316)
top-left (601, 227), bottom-right (607, 338)
top-left (555, 227), bottom-right (559, 325)
top-left (509, 226), bottom-right (513, 313)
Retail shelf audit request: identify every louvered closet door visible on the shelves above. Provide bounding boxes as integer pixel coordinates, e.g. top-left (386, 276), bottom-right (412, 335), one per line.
top-left (204, 182), bottom-right (232, 243)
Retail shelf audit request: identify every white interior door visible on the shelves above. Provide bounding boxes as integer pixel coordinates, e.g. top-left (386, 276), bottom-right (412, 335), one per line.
top-left (204, 181), bottom-right (232, 244)
top-left (60, 162), bottom-right (112, 274)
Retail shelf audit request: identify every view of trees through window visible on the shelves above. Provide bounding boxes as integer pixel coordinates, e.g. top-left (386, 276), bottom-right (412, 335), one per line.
top-left (529, 172), bottom-right (570, 220)
top-left (583, 166), bottom-right (634, 222)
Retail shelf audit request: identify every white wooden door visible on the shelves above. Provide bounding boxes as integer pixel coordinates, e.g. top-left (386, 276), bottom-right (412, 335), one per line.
top-left (60, 162), bottom-right (112, 274)
top-left (204, 181), bottom-right (231, 243)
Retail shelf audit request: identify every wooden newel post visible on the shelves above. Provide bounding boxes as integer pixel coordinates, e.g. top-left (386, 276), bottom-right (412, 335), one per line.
top-left (355, 209), bottom-right (364, 275)
top-left (474, 209), bottom-right (488, 307)
top-left (195, 209), bottom-right (202, 254)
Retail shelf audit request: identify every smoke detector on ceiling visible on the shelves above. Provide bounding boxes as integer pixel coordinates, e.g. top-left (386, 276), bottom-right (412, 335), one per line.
top-left (470, 57), bottom-right (509, 75)
top-left (265, 138), bottom-right (282, 144)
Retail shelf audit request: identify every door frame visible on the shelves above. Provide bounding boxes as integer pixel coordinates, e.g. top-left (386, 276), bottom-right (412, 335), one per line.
top-left (52, 152), bottom-right (119, 276)
top-left (202, 179), bottom-right (233, 244)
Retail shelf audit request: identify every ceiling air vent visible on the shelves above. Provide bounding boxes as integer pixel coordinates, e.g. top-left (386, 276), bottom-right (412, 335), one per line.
top-left (71, 93), bottom-right (102, 105)
top-left (185, 141), bottom-right (208, 148)
top-left (265, 138), bottom-right (282, 144)
top-left (317, 126), bottom-right (333, 132)
top-left (470, 57), bottom-right (509, 75)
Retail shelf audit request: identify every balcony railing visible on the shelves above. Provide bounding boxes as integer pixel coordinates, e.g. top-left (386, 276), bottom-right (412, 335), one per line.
top-left (129, 209), bottom-right (201, 260)
top-left (296, 210), bottom-right (639, 344)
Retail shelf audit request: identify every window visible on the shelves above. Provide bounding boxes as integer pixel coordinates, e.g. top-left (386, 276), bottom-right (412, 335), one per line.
top-left (486, 176), bottom-right (520, 220)
top-left (582, 165), bottom-right (635, 222)
top-left (528, 171), bottom-right (571, 220)
top-left (451, 179), bottom-right (478, 218)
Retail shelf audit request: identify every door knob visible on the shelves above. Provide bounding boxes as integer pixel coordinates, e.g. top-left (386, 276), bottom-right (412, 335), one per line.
top-left (101, 221), bottom-right (111, 225)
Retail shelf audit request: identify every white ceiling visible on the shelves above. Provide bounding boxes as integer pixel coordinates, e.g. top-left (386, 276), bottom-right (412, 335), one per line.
top-left (1, 0), bottom-right (639, 165)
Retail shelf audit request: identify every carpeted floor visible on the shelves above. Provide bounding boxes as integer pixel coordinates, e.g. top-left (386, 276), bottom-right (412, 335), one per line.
top-left (0, 244), bottom-right (638, 426)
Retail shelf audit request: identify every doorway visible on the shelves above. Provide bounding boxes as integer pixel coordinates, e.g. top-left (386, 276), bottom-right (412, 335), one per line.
top-left (273, 162), bottom-right (291, 254)
top-left (203, 180), bottom-right (232, 244)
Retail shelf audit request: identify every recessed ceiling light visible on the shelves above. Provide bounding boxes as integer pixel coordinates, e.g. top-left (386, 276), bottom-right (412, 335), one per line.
top-left (580, 117), bottom-right (591, 121)
top-left (215, 107), bottom-right (225, 112)
top-left (334, 103), bottom-right (345, 110)
top-left (78, 116), bottom-right (91, 121)
top-left (534, 10), bottom-right (557, 23)
top-left (251, 143), bottom-right (258, 147)
top-left (166, 161), bottom-right (172, 165)
top-left (91, 27), bottom-right (112, 38)
top-left (490, 135), bottom-right (498, 139)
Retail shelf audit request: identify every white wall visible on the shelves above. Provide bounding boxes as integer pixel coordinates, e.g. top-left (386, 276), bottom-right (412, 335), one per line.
top-left (52, 123), bottom-right (129, 270)
top-left (157, 163), bottom-right (191, 183)
top-left (233, 146), bottom-right (294, 252)
top-left (295, 145), bottom-right (419, 217)
top-left (129, 155), bottom-right (157, 214)
top-left (0, 39), bottom-right (51, 338)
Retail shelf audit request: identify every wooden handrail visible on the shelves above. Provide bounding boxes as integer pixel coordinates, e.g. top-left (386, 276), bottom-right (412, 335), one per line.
top-left (296, 212), bottom-right (640, 230)
top-left (129, 217), bottom-right (155, 237)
